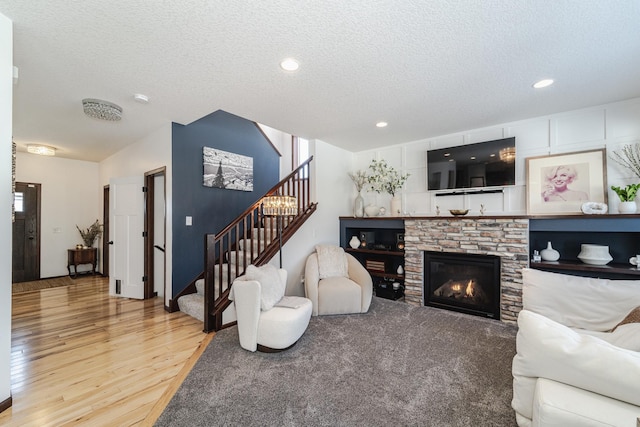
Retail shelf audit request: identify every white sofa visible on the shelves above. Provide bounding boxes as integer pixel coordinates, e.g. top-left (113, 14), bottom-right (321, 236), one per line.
top-left (512, 268), bottom-right (640, 427)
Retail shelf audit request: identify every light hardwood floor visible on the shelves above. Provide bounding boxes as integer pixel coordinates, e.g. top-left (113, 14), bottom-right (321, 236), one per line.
top-left (1, 275), bottom-right (213, 426)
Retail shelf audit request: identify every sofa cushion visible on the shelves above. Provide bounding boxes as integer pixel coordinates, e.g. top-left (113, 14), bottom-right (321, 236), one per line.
top-left (522, 268), bottom-right (640, 331)
top-left (533, 378), bottom-right (640, 427)
top-left (315, 245), bottom-right (348, 279)
top-left (244, 264), bottom-right (285, 311)
top-left (512, 309), bottom-right (640, 416)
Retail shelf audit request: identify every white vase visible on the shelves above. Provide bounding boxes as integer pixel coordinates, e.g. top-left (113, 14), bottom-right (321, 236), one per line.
top-left (396, 265), bottom-right (404, 275)
top-left (353, 191), bottom-right (365, 217)
top-left (349, 235), bottom-right (360, 249)
top-left (540, 241), bottom-right (560, 261)
top-left (618, 200), bottom-right (636, 214)
top-left (577, 244), bottom-right (613, 265)
top-left (390, 196), bottom-right (401, 217)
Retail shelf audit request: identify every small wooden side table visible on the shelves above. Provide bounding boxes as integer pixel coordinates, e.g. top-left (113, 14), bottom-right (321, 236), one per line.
top-left (67, 248), bottom-right (97, 278)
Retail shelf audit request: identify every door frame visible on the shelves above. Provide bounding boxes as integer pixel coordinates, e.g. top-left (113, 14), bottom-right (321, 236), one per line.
top-left (12, 182), bottom-right (41, 282)
top-left (102, 185), bottom-right (109, 277)
top-left (144, 167), bottom-right (166, 300)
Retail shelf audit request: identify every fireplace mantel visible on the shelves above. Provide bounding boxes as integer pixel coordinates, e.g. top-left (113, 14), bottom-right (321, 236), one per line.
top-left (340, 215), bottom-right (640, 324)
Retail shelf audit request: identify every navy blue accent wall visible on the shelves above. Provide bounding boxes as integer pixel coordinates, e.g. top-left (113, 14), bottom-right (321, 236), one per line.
top-left (171, 110), bottom-right (280, 295)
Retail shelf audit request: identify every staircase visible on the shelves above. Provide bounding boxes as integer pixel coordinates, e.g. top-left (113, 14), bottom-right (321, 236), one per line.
top-left (176, 157), bottom-right (317, 332)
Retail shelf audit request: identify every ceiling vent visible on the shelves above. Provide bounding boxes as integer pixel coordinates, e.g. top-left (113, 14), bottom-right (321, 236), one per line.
top-left (82, 98), bottom-right (123, 121)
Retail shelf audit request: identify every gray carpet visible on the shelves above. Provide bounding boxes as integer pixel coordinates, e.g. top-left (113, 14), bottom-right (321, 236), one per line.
top-left (156, 297), bottom-right (518, 427)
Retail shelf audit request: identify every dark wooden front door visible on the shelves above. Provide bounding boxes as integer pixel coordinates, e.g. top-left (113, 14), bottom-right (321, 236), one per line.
top-left (12, 182), bottom-right (41, 283)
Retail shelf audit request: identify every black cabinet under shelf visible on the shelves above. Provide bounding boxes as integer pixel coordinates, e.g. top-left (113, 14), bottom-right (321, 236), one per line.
top-left (340, 217), bottom-right (405, 299)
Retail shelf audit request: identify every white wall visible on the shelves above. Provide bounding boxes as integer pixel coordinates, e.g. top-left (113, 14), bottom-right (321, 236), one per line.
top-left (355, 97), bottom-right (640, 215)
top-left (0, 10), bottom-right (12, 409)
top-left (15, 154), bottom-right (100, 277)
top-left (99, 124), bottom-right (172, 305)
top-left (280, 139), bottom-right (354, 296)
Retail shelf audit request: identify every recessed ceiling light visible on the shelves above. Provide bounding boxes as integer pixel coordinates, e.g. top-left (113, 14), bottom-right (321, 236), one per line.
top-left (376, 121), bottom-right (388, 128)
top-left (470, 156), bottom-right (476, 160)
top-left (133, 93), bottom-right (149, 104)
top-left (280, 58), bottom-right (299, 72)
top-left (444, 153), bottom-right (450, 157)
top-left (533, 79), bottom-right (554, 89)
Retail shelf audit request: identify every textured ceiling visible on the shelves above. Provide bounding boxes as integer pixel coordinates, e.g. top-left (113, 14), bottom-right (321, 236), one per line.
top-left (2, 1), bottom-right (640, 162)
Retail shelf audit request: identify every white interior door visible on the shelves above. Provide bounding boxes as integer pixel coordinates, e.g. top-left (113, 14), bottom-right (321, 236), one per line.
top-left (109, 176), bottom-right (145, 299)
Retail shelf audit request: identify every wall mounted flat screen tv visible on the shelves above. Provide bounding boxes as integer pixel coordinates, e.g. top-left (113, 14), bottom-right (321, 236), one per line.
top-left (427, 137), bottom-right (516, 191)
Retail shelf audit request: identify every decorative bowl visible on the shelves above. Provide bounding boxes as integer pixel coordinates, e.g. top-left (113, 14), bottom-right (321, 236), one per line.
top-left (449, 209), bottom-right (469, 216)
top-left (364, 205), bottom-right (380, 217)
top-left (577, 244), bottom-right (612, 265)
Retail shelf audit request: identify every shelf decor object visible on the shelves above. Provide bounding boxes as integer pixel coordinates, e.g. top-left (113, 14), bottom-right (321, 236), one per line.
top-left (349, 235), bottom-right (360, 249)
top-left (449, 209), bottom-right (469, 216)
top-left (577, 244), bottom-right (613, 266)
top-left (262, 195), bottom-right (297, 268)
top-left (540, 242), bottom-right (560, 261)
top-left (348, 170), bottom-right (367, 218)
top-left (525, 149), bottom-right (607, 215)
top-left (609, 143), bottom-right (640, 214)
top-left (366, 159), bottom-right (409, 217)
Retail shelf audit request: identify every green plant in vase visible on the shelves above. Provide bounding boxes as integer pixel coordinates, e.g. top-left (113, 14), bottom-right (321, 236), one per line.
top-left (610, 143), bottom-right (640, 213)
top-left (366, 159), bottom-right (409, 216)
top-left (76, 219), bottom-right (103, 248)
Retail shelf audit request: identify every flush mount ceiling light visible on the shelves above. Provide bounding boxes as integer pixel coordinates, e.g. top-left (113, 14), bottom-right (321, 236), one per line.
top-left (280, 58), bottom-right (299, 72)
top-left (82, 98), bottom-right (123, 121)
top-left (533, 79), bottom-right (554, 89)
top-left (376, 121), bottom-right (388, 128)
top-left (27, 144), bottom-right (56, 156)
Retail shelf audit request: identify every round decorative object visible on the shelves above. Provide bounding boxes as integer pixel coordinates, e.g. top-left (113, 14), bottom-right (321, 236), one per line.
top-left (379, 207), bottom-right (386, 216)
top-left (449, 209), bottom-right (469, 216)
top-left (618, 201), bottom-right (637, 214)
top-left (349, 235), bottom-right (361, 249)
top-left (581, 202), bottom-right (608, 215)
top-left (364, 205), bottom-right (379, 217)
top-left (540, 241), bottom-right (560, 261)
top-left (397, 265), bottom-right (404, 275)
top-left (577, 244), bottom-right (613, 265)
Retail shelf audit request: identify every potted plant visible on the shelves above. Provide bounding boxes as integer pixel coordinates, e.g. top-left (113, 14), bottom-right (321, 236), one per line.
top-left (611, 184), bottom-right (640, 213)
top-left (76, 220), bottom-right (103, 248)
top-left (610, 143), bottom-right (640, 213)
top-left (366, 159), bottom-right (410, 216)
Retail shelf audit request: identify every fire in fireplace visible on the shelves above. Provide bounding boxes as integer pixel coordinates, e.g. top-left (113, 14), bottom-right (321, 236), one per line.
top-left (424, 251), bottom-right (500, 319)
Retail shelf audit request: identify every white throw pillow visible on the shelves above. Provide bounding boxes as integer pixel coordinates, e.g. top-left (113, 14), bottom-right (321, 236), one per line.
top-left (315, 245), bottom-right (349, 279)
top-left (244, 264), bottom-right (285, 311)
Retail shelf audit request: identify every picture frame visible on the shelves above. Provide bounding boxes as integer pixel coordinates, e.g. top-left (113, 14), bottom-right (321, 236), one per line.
top-left (526, 148), bottom-right (607, 215)
top-left (203, 147), bottom-right (253, 192)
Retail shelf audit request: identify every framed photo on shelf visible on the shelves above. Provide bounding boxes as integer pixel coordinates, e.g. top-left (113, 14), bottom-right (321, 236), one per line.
top-left (526, 149), bottom-right (607, 215)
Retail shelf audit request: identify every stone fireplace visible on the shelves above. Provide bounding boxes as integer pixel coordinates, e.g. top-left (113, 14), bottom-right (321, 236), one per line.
top-left (404, 217), bottom-right (529, 323)
top-left (424, 251), bottom-right (501, 319)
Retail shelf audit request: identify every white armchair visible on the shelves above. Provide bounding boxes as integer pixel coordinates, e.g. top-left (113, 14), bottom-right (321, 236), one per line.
top-left (305, 246), bottom-right (373, 316)
top-left (230, 265), bottom-right (312, 352)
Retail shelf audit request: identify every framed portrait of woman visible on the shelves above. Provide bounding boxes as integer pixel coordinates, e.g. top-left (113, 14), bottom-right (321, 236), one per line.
top-left (526, 149), bottom-right (607, 215)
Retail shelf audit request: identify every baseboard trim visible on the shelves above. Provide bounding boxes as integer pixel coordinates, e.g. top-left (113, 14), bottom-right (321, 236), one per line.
top-left (0, 395), bottom-right (12, 413)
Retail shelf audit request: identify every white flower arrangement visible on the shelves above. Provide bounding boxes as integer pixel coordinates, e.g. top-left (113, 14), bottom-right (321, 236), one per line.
top-left (366, 159), bottom-right (409, 197)
top-left (348, 170), bottom-right (368, 192)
